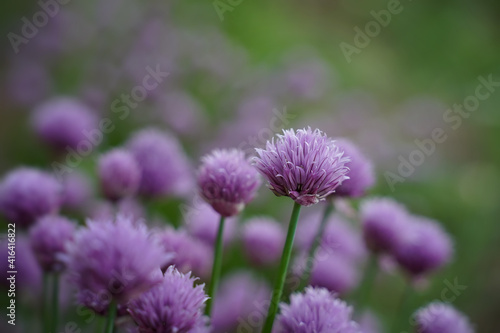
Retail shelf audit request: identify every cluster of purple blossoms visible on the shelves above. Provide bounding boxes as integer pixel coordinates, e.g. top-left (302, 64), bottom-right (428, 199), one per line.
top-left (242, 217), bottom-right (285, 266)
top-left (254, 128), bottom-right (350, 206)
top-left (98, 149), bottom-right (141, 202)
top-left (197, 149), bottom-right (261, 217)
top-left (414, 302), bottom-right (474, 333)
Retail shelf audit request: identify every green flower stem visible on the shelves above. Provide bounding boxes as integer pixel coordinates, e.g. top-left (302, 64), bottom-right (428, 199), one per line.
top-left (205, 216), bottom-right (226, 316)
top-left (355, 253), bottom-right (378, 310)
top-left (262, 202), bottom-right (302, 333)
top-left (391, 281), bottom-right (413, 333)
top-left (51, 273), bottom-right (60, 333)
top-left (298, 201), bottom-right (334, 291)
top-left (42, 272), bottom-right (50, 333)
top-left (105, 300), bottom-right (117, 333)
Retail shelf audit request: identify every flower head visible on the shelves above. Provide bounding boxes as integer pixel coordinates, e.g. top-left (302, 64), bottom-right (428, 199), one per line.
top-left (29, 215), bottom-right (75, 272)
top-left (254, 128), bottom-right (350, 206)
top-left (242, 217), bottom-right (285, 266)
top-left (0, 168), bottom-right (61, 227)
top-left (333, 139), bottom-right (375, 198)
top-left (66, 216), bottom-right (167, 314)
top-left (197, 149), bottom-right (260, 217)
top-left (276, 287), bottom-right (361, 333)
top-left (98, 149), bottom-right (141, 201)
top-left (360, 198), bottom-right (410, 254)
top-left (128, 266), bottom-right (208, 333)
top-left (127, 128), bottom-right (193, 198)
top-left (31, 96), bottom-right (98, 150)
top-left (395, 216), bottom-right (453, 277)
top-left (61, 171), bottom-right (93, 209)
top-left (414, 302), bottom-right (474, 333)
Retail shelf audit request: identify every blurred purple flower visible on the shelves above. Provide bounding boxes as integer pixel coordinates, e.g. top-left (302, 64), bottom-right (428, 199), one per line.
top-left (127, 128), bottom-right (193, 198)
top-left (87, 197), bottom-right (145, 224)
top-left (6, 59), bottom-right (51, 107)
top-left (61, 171), bottom-right (93, 210)
top-left (0, 168), bottom-right (61, 228)
top-left (197, 149), bottom-right (260, 217)
top-left (276, 287), bottom-right (361, 333)
top-left (254, 128), bottom-right (350, 206)
top-left (31, 96), bottom-right (98, 151)
top-left (358, 311), bottom-right (382, 333)
top-left (415, 302), bottom-right (474, 333)
top-left (29, 215), bottom-right (75, 272)
top-left (157, 90), bottom-right (205, 136)
top-left (128, 266), bottom-right (208, 333)
top-left (98, 149), bottom-right (141, 202)
top-left (242, 217), bottom-right (285, 266)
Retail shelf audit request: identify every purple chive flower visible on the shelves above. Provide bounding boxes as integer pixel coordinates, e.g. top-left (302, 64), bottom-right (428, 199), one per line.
top-left (254, 128), bottom-right (350, 206)
top-left (29, 215), bottom-right (75, 272)
top-left (158, 90), bottom-right (205, 136)
top-left (98, 149), bottom-right (141, 201)
top-left (156, 227), bottom-right (212, 278)
top-left (360, 198), bottom-right (410, 254)
top-left (185, 201), bottom-right (237, 247)
top-left (333, 139), bottom-right (375, 198)
top-left (414, 302), bottom-right (474, 333)
top-left (242, 217), bottom-right (285, 266)
top-left (276, 287), bottom-right (361, 333)
top-left (61, 171), bottom-right (93, 210)
top-left (87, 198), bottom-right (145, 224)
top-left (212, 272), bottom-right (271, 332)
top-left (31, 96), bottom-right (98, 151)
top-left (66, 216), bottom-right (167, 314)
top-left (358, 311), bottom-right (382, 333)
top-left (0, 168), bottom-right (61, 228)
top-left (395, 216), bottom-right (453, 277)
top-left (127, 128), bottom-right (193, 198)
top-left (197, 149), bottom-right (261, 217)
top-left (128, 266), bottom-right (208, 333)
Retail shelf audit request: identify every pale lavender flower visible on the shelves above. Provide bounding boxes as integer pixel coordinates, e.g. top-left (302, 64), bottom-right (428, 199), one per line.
top-left (157, 90), bottom-right (205, 135)
top-left (254, 128), bottom-right (350, 206)
top-left (0, 168), bottom-right (61, 228)
top-left (31, 97), bottom-right (98, 151)
top-left (395, 216), bottom-right (453, 277)
top-left (66, 216), bottom-right (167, 314)
top-left (61, 171), bottom-right (93, 210)
top-left (415, 302), bottom-right (474, 333)
top-left (212, 272), bottom-right (271, 333)
top-left (242, 217), bottom-right (285, 266)
top-left (127, 129), bottom-right (193, 198)
top-left (29, 215), bottom-right (75, 272)
top-left (197, 149), bottom-right (260, 217)
top-left (360, 198), bottom-right (410, 254)
top-left (333, 139), bottom-right (375, 198)
top-left (98, 149), bottom-right (141, 201)
top-left (276, 287), bottom-right (361, 333)
top-left (128, 266), bottom-right (208, 333)
top-left (358, 311), bottom-right (382, 333)
top-left (87, 198), bottom-right (145, 223)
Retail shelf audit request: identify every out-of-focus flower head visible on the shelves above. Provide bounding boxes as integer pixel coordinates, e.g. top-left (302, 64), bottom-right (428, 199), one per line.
top-left (0, 168), bottom-right (61, 228)
top-left (157, 90), bottom-right (206, 136)
top-left (358, 311), bottom-right (382, 333)
top-left (61, 171), bottom-right (93, 210)
top-left (414, 302), bottom-right (474, 333)
top-left (66, 216), bottom-right (167, 314)
top-left (128, 266), bottom-right (208, 333)
top-left (29, 215), bottom-right (75, 272)
top-left (276, 287), bottom-right (361, 333)
top-left (127, 128), bottom-right (193, 198)
top-left (98, 149), bottom-right (141, 202)
top-left (242, 217), bottom-right (285, 266)
top-left (87, 198), bottom-right (145, 224)
top-left (31, 96), bottom-right (98, 151)
top-left (254, 128), bottom-right (350, 206)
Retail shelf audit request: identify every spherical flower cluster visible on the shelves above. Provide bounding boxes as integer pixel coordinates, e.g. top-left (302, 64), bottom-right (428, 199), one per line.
top-left (254, 128), bottom-right (350, 206)
top-left (333, 138), bottom-right (375, 198)
top-left (29, 215), bottom-right (75, 272)
top-left (61, 171), bottom-right (93, 209)
top-left (197, 149), bottom-right (260, 217)
top-left (98, 149), bottom-right (141, 201)
top-left (0, 168), bottom-right (61, 227)
top-left (414, 302), bottom-right (474, 333)
top-left (276, 287), bottom-right (361, 333)
top-left (31, 97), bottom-right (98, 150)
top-left (128, 266), bottom-right (208, 333)
top-left (242, 217), bottom-right (285, 266)
top-left (66, 216), bottom-right (167, 314)
top-left (360, 198), bottom-right (410, 254)
top-left (127, 128), bottom-right (193, 198)
top-left (395, 216), bottom-right (453, 277)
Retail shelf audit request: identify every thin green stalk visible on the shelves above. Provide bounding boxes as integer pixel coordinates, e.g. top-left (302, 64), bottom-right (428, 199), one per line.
top-left (205, 216), bottom-right (226, 316)
top-left (42, 273), bottom-right (50, 333)
top-left (298, 201), bottom-right (334, 291)
top-left (51, 273), bottom-right (60, 333)
top-left (391, 282), bottom-right (413, 333)
top-left (105, 300), bottom-right (117, 333)
top-left (355, 254), bottom-right (378, 310)
top-left (262, 202), bottom-right (302, 333)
